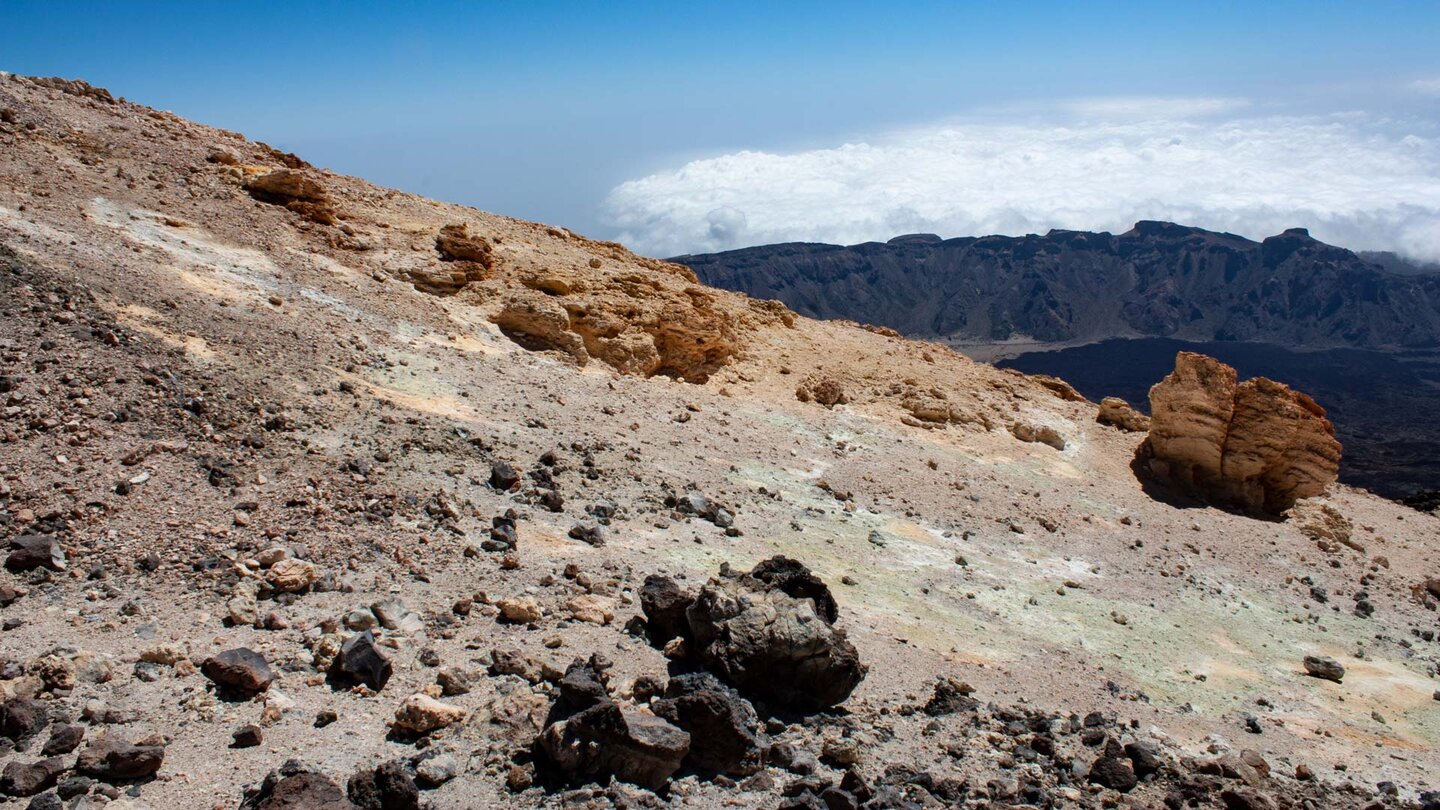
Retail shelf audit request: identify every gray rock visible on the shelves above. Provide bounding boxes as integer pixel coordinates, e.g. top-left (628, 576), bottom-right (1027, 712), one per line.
top-left (202, 648), bottom-right (275, 696)
top-left (5, 536), bottom-right (65, 572)
top-left (1303, 655), bottom-right (1345, 683)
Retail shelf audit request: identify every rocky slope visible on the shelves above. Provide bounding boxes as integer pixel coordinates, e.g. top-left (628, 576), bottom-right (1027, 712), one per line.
top-left (674, 225), bottom-right (1440, 349)
top-left (0, 74), bottom-right (1438, 809)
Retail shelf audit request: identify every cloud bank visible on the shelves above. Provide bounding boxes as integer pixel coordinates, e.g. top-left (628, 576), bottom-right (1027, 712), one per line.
top-left (605, 105), bottom-right (1440, 261)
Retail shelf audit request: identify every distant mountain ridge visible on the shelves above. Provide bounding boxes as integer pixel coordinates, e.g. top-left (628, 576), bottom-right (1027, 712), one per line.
top-left (674, 222), bottom-right (1440, 350)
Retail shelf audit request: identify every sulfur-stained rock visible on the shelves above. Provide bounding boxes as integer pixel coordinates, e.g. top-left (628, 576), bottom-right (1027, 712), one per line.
top-left (1138, 352), bottom-right (1340, 513)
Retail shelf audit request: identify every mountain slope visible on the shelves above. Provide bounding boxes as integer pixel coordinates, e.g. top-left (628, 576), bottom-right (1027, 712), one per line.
top-left (675, 223), bottom-right (1440, 349)
top-left (2, 74), bottom-right (1439, 808)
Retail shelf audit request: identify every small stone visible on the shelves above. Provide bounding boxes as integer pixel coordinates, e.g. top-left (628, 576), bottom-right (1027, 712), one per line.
top-left (391, 695), bottom-right (467, 736)
top-left (265, 558), bottom-right (317, 593)
top-left (1302, 655), bottom-right (1345, 683)
top-left (231, 724), bottom-right (263, 748)
top-left (327, 631), bottom-right (393, 692)
top-left (314, 709), bottom-right (339, 728)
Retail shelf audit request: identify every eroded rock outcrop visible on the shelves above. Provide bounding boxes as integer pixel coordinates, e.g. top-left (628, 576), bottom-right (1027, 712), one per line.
top-left (489, 281), bottom-right (742, 383)
top-left (406, 223), bottom-right (497, 295)
top-left (243, 168), bottom-right (337, 225)
top-left (1138, 352), bottom-right (1341, 513)
top-left (795, 374), bottom-right (847, 407)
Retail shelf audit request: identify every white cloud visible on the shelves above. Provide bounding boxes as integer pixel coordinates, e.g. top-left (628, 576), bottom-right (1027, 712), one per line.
top-left (604, 103), bottom-right (1440, 262)
top-left (1411, 77), bottom-right (1440, 97)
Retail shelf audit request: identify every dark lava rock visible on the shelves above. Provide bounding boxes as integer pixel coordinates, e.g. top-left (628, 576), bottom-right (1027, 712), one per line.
top-left (923, 677), bottom-right (977, 716)
top-left (203, 648), bottom-right (276, 697)
top-left (746, 555), bottom-right (838, 623)
top-left (486, 511), bottom-right (518, 551)
top-left (0, 697), bottom-right (49, 741)
top-left (489, 461), bottom-right (521, 491)
top-left (639, 574), bottom-right (693, 645)
top-left (1302, 655), bottom-right (1345, 683)
top-left (40, 725), bottom-right (83, 756)
top-left (653, 672), bottom-right (766, 776)
top-left (0, 757), bottom-right (65, 796)
top-left (75, 737), bottom-right (165, 781)
top-left (327, 632), bottom-right (392, 691)
top-left (1125, 739), bottom-right (1165, 777)
top-left (550, 659), bottom-right (610, 721)
top-left (1221, 788), bottom-right (1280, 810)
top-left (232, 724), bottom-right (264, 749)
top-left (1089, 755), bottom-right (1138, 792)
top-left (347, 760), bottom-right (419, 810)
top-left (242, 765), bottom-right (356, 810)
top-left (686, 558), bottom-right (866, 711)
top-left (540, 702), bottom-right (690, 790)
top-left (5, 536), bottom-right (65, 573)
top-left (25, 792), bottom-right (63, 810)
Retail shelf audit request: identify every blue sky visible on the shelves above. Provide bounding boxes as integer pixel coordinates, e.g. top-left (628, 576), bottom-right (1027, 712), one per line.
top-left (4, 2), bottom-right (1440, 256)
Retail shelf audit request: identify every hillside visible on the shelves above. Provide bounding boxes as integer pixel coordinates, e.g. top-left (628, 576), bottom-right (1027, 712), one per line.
top-left (1, 74), bottom-right (1438, 809)
top-left (674, 224), bottom-right (1440, 349)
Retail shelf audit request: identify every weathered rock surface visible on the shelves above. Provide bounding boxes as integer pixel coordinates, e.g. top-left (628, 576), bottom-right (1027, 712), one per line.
top-left (241, 765), bottom-right (356, 810)
top-left (1096, 397), bottom-right (1151, 432)
top-left (1139, 352), bottom-right (1341, 512)
top-left (685, 557), bottom-right (866, 712)
top-left (243, 169), bottom-right (337, 225)
top-left (652, 672), bottom-right (766, 776)
top-left (391, 695), bottom-right (467, 737)
top-left (540, 701), bottom-right (690, 791)
top-left (5, 535), bottom-right (65, 572)
top-left (202, 648), bottom-right (276, 697)
top-left (795, 374), bottom-right (847, 407)
top-left (75, 736), bottom-right (165, 781)
top-left (327, 632), bottom-right (392, 692)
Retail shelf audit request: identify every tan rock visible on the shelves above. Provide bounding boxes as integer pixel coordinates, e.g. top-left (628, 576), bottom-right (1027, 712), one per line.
top-left (795, 374), bottom-right (847, 407)
top-left (564, 595), bottom-right (615, 625)
top-left (497, 596), bottom-right (542, 624)
top-left (1140, 352), bottom-right (1341, 513)
top-left (1010, 422), bottom-right (1065, 450)
top-left (265, 558), bottom-right (317, 593)
top-left (243, 168), bottom-right (337, 225)
top-left (392, 694), bottom-right (468, 736)
top-left (1097, 397), bottom-right (1151, 432)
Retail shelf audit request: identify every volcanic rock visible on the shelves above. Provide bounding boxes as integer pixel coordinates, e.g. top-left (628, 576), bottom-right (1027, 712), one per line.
top-left (347, 760), bottom-right (419, 810)
top-left (1096, 397), bottom-right (1150, 432)
top-left (75, 736), bottom-right (165, 781)
top-left (685, 558), bottom-right (866, 711)
top-left (202, 648), bottom-right (275, 697)
top-left (1303, 655), bottom-right (1345, 683)
top-left (0, 757), bottom-right (65, 796)
top-left (539, 701), bottom-right (690, 791)
top-left (652, 672), bottom-right (766, 776)
top-left (5, 535), bottom-right (65, 572)
top-left (243, 169), bottom-right (337, 225)
top-left (1139, 352), bottom-right (1341, 513)
top-left (639, 574), bottom-right (693, 645)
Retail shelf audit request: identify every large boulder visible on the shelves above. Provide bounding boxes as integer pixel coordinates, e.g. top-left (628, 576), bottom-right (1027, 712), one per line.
top-left (652, 672), bottom-right (766, 776)
top-left (1138, 352), bottom-right (1341, 513)
top-left (241, 764), bottom-right (356, 810)
top-left (685, 558), bottom-right (866, 712)
top-left (639, 574), bottom-right (693, 644)
top-left (539, 702), bottom-right (690, 791)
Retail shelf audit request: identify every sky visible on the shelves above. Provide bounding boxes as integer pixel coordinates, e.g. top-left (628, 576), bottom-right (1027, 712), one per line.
top-left (4, 1), bottom-right (1440, 258)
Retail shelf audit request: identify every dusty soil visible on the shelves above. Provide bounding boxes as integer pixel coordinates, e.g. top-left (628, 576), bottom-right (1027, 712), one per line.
top-left (0, 73), bottom-right (1437, 809)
